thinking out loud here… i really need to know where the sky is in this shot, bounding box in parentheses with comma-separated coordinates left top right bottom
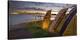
(9, 1, 75, 12)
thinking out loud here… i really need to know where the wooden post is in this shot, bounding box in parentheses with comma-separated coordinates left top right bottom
(42, 10, 51, 31)
(49, 8, 68, 32)
(59, 6, 77, 35)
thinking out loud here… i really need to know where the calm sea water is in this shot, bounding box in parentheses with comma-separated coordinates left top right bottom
(9, 14, 56, 25)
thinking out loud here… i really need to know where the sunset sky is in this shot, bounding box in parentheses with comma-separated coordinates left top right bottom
(9, 1, 75, 14)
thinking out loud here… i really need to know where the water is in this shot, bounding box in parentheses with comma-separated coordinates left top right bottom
(9, 14, 56, 25)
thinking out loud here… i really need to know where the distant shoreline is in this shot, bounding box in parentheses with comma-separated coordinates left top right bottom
(9, 13, 56, 15)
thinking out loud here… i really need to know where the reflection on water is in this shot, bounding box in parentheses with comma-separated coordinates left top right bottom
(9, 14, 56, 25)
